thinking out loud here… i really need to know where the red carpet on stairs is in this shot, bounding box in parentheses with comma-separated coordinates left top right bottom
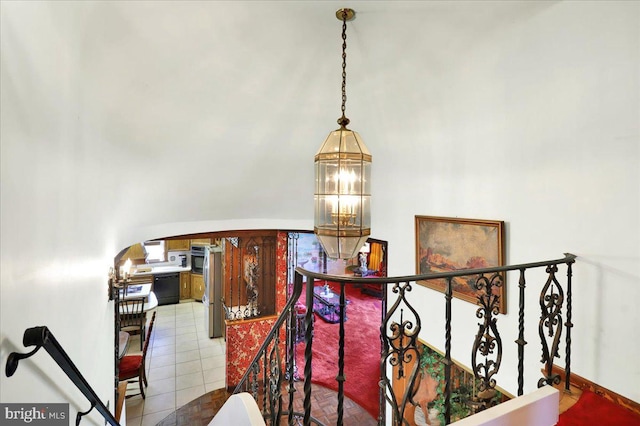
(295, 282, 382, 420)
(557, 390, 640, 426)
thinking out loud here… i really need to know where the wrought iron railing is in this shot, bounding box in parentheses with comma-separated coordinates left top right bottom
(6, 326, 120, 426)
(233, 253, 576, 426)
(224, 236, 277, 321)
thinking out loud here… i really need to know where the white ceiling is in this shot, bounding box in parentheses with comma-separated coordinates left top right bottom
(4, 0, 613, 248)
(35, 1, 554, 230)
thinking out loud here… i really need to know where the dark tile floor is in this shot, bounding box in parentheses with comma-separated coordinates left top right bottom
(156, 382, 377, 426)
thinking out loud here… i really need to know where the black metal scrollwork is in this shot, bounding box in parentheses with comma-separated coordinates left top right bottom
(380, 281, 421, 425)
(538, 265, 564, 387)
(231, 253, 575, 426)
(471, 273, 503, 403)
(249, 361, 260, 402)
(267, 336, 283, 424)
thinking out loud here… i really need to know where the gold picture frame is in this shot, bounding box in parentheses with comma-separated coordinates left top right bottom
(415, 215, 506, 314)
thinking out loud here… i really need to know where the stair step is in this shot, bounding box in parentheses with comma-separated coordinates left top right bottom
(115, 381, 127, 423)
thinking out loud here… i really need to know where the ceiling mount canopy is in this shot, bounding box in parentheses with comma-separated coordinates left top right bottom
(314, 8, 372, 260)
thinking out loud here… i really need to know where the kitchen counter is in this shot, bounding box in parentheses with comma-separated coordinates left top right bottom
(131, 265, 192, 277)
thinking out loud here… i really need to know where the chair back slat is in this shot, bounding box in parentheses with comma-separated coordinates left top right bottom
(119, 298, 145, 328)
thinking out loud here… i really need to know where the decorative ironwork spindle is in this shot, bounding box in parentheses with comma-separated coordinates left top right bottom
(262, 350, 268, 414)
(337, 283, 347, 425)
(287, 299, 297, 425)
(268, 335, 283, 423)
(378, 290, 387, 425)
(380, 281, 421, 424)
(444, 277, 453, 425)
(564, 261, 574, 393)
(287, 233, 300, 296)
(516, 268, 527, 396)
(284, 308, 293, 381)
(249, 362, 260, 401)
(471, 272, 504, 406)
(285, 233, 300, 386)
(228, 238, 236, 318)
(303, 273, 315, 425)
(538, 264, 564, 387)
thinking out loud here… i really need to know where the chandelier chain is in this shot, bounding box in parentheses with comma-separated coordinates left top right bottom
(338, 10, 350, 128)
(341, 12, 347, 117)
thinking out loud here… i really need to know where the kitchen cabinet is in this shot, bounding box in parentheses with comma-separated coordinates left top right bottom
(180, 272, 191, 300)
(191, 238, 211, 245)
(167, 239, 190, 251)
(123, 243, 145, 260)
(191, 274, 204, 301)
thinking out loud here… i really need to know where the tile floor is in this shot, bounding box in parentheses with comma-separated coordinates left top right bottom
(124, 300, 226, 426)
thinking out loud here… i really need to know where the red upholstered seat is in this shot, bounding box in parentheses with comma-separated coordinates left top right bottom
(118, 354, 143, 380)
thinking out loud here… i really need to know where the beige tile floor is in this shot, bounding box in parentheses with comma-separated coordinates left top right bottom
(123, 300, 226, 426)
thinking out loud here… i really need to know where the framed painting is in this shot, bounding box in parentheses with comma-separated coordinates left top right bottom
(415, 216, 506, 314)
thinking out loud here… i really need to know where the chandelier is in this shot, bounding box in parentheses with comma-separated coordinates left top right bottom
(314, 8, 371, 260)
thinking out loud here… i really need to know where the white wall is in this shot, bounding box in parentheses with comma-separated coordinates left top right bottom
(1, 1, 637, 419)
(1, 4, 119, 423)
(371, 0, 639, 402)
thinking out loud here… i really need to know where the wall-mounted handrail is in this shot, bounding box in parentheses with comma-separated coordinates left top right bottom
(5, 326, 119, 426)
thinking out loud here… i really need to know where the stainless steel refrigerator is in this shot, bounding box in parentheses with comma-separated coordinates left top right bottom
(203, 245, 224, 338)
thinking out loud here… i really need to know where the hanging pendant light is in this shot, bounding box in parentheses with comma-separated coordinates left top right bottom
(314, 8, 371, 260)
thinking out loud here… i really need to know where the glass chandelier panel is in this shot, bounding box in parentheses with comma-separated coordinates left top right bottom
(314, 127, 371, 260)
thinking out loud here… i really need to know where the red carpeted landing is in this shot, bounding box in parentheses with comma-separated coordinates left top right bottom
(557, 389, 640, 426)
(296, 282, 382, 420)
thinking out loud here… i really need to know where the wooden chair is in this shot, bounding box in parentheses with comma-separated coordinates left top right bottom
(119, 297, 146, 350)
(118, 311, 156, 399)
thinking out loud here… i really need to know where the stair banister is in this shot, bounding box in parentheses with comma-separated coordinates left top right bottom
(234, 252, 576, 426)
(5, 326, 119, 426)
